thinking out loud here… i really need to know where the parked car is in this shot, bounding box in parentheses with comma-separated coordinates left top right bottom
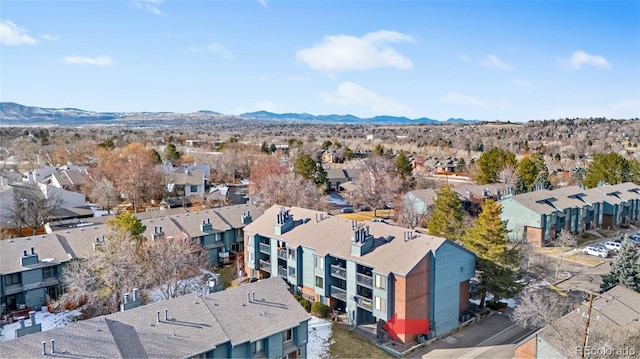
(371, 218, 387, 224)
(603, 241, 621, 252)
(340, 207, 355, 213)
(583, 246, 609, 258)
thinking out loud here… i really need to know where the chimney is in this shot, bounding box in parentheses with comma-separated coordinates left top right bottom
(30, 246, 35, 255)
(132, 288, 139, 302)
(124, 293, 130, 304)
(23, 249, 28, 257)
(156, 311, 161, 323)
(29, 311, 36, 326)
(247, 292, 251, 303)
(42, 341, 47, 356)
(251, 291, 256, 302)
(51, 339, 55, 354)
(164, 309, 168, 321)
(19, 317, 25, 328)
(207, 218, 210, 224)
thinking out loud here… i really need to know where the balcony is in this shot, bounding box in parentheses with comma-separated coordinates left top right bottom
(330, 285, 347, 302)
(355, 295, 373, 310)
(277, 248, 288, 260)
(259, 259, 271, 273)
(278, 266, 288, 277)
(356, 273, 373, 287)
(259, 243, 270, 254)
(330, 264, 347, 279)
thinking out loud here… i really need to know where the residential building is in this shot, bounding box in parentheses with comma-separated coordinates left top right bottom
(244, 205, 476, 344)
(326, 168, 361, 191)
(0, 204, 262, 312)
(501, 182, 640, 246)
(0, 277, 311, 359)
(514, 285, 640, 359)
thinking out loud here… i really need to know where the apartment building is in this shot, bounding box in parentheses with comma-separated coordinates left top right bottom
(0, 204, 261, 313)
(501, 182, 640, 246)
(0, 277, 311, 358)
(244, 205, 476, 344)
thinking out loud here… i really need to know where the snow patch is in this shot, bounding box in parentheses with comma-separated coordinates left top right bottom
(0, 309, 82, 342)
(307, 316, 333, 359)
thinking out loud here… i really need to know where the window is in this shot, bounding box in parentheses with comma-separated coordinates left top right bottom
(288, 248, 296, 260)
(190, 185, 198, 193)
(251, 340, 263, 354)
(375, 296, 386, 312)
(248, 253, 255, 264)
(248, 236, 254, 246)
(315, 276, 324, 289)
(283, 328, 293, 342)
(43, 266, 56, 278)
(6, 273, 20, 285)
(314, 256, 324, 270)
(288, 267, 296, 277)
(374, 274, 385, 290)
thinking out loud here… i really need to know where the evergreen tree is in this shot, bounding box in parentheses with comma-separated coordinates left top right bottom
(107, 211, 147, 253)
(394, 151, 413, 180)
(164, 143, 181, 162)
(601, 237, 640, 293)
(583, 152, 631, 188)
(463, 199, 521, 307)
(476, 147, 517, 184)
(427, 186, 464, 241)
(293, 154, 317, 181)
(462, 199, 510, 263)
(374, 144, 385, 156)
(532, 171, 553, 190)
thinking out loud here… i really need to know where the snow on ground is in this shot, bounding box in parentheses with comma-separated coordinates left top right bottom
(307, 316, 333, 359)
(0, 309, 82, 342)
(469, 293, 518, 308)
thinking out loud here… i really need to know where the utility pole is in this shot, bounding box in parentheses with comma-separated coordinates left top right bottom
(580, 292, 593, 359)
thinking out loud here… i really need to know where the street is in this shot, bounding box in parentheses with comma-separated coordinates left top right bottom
(409, 311, 537, 358)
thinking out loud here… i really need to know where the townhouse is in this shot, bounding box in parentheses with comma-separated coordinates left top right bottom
(514, 285, 640, 359)
(0, 277, 311, 359)
(501, 182, 640, 246)
(244, 205, 476, 344)
(1, 204, 262, 313)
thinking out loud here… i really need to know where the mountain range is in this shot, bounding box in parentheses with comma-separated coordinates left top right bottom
(0, 102, 478, 125)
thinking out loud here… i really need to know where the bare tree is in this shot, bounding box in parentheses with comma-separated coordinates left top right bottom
(553, 229, 577, 280)
(352, 156, 401, 216)
(9, 183, 63, 235)
(511, 289, 572, 343)
(144, 234, 211, 300)
(397, 194, 430, 229)
(498, 163, 518, 191)
(85, 170, 120, 212)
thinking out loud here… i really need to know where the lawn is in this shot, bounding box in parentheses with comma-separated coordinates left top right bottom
(216, 264, 238, 289)
(328, 323, 393, 359)
(337, 210, 395, 222)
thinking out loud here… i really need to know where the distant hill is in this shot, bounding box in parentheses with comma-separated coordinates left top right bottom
(0, 102, 477, 125)
(238, 111, 447, 124)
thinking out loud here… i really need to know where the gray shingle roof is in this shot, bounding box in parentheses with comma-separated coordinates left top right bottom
(245, 205, 453, 276)
(0, 277, 309, 358)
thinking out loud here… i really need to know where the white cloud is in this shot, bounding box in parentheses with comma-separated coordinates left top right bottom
(256, 100, 275, 112)
(569, 50, 610, 69)
(0, 20, 37, 45)
(63, 56, 114, 66)
(257, 0, 268, 9)
(42, 34, 60, 41)
(296, 30, 413, 72)
(321, 81, 411, 116)
(512, 78, 532, 88)
(460, 54, 471, 62)
(479, 54, 512, 69)
(440, 92, 489, 107)
(189, 43, 234, 60)
(129, 0, 164, 15)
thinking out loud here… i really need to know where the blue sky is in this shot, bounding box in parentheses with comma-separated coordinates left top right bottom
(1, 0, 638, 122)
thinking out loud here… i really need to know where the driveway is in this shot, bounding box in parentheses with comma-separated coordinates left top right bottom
(409, 311, 536, 358)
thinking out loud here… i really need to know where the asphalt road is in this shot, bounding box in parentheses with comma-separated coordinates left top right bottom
(409, 311, 537, 359)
